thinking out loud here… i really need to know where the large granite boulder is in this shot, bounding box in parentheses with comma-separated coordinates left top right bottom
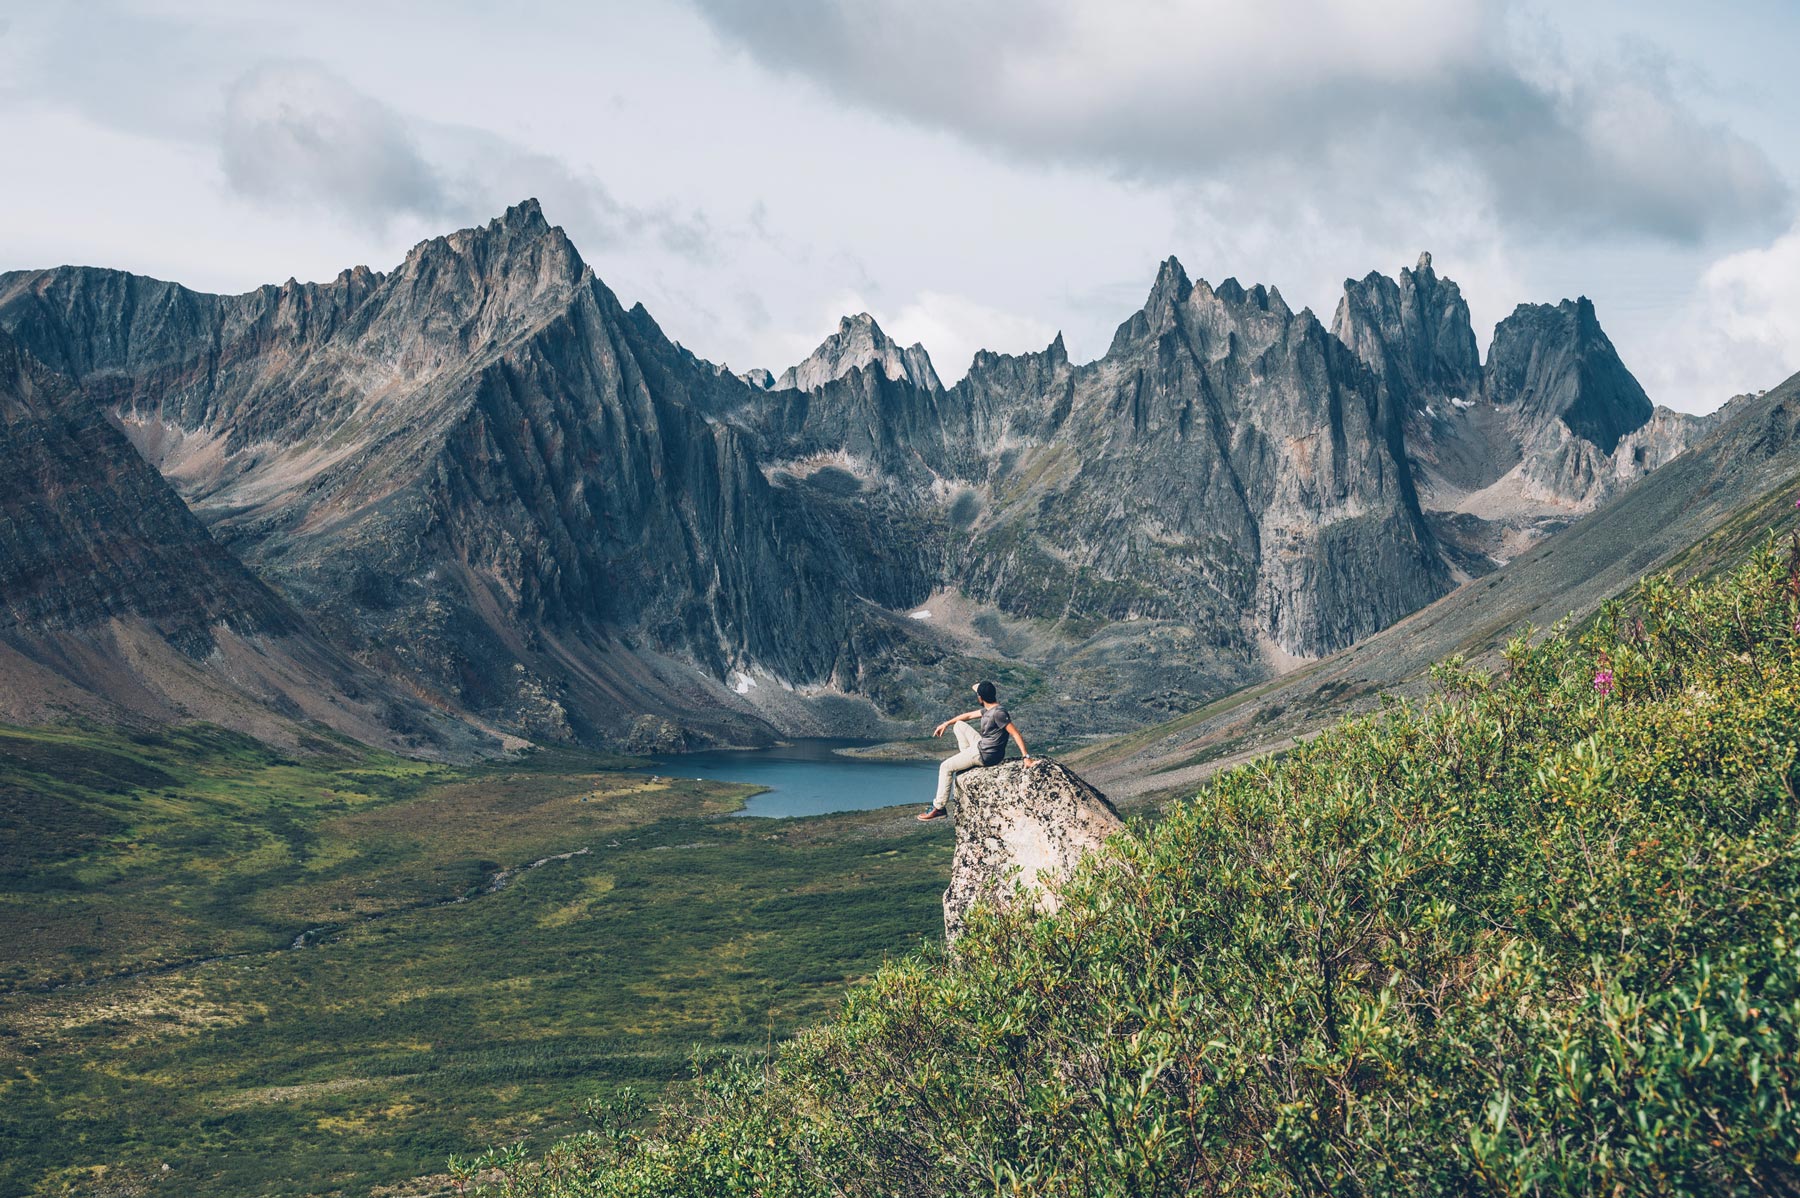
(943, 760, 1125, 943)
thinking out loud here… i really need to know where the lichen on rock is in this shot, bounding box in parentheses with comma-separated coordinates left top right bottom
(943, 760, 1124, 943)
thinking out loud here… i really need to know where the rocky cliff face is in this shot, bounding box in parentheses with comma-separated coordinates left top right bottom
(0, 329, 489, 755)
(1335, 261, 1710, 572)
(1333, 252, 1483, 410)
(774, 312, 942, 393)
(962, 258, 1447, 660)
(1486, 298, 1652, 455)
(0, 208, 1705, 751)
(942, 760, 1123, 943)
(0, 202, 911, 745)
(769, 258, 1454, 661)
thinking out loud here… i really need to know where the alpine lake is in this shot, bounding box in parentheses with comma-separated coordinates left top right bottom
(637, 738, 938, 818)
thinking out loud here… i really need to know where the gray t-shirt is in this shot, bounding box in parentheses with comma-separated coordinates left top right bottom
(977, 705, 1011, 766)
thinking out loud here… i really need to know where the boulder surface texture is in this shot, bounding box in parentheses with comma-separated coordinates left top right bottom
(944, 760, 1124, 942)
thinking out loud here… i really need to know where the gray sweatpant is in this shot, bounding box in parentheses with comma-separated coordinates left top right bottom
(933, 719, 983, 810)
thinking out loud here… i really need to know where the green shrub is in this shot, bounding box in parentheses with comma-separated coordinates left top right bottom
(483, 536, 1800, 1196)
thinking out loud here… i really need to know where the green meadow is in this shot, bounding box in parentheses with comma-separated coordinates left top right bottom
(0, 726, 950, 1197)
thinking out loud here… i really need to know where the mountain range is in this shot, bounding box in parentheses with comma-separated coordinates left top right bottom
(0, 201, 1718, 752)
(1075, 366, 1800, 799)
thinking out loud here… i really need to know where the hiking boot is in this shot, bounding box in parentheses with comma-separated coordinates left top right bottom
(916, 806, 947, 821)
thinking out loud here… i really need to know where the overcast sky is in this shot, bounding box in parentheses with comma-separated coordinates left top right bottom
(2, 0, 1795, 413)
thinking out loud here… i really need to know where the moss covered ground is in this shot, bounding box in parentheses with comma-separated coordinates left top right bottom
(492, 538, 1800, 1196)
(0, 731, 949, 1196)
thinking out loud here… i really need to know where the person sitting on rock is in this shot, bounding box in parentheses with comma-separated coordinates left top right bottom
(918, 679, 1036, 822)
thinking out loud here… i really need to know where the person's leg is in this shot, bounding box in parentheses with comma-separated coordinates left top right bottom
(932, 724, 982, 810)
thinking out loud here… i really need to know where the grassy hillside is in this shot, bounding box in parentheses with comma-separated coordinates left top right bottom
(0, 730, 949, 1196)
(499, 536, 1800, 1195)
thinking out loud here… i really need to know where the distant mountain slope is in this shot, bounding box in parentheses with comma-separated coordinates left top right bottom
(0, 330, 494, 756)
(1075, 368, 1800, 799)
(0, 207, 1718, 750)
(1334, 254, 1710, 574)
(774, 312, 941, 392)
(0, 202, 932, 747)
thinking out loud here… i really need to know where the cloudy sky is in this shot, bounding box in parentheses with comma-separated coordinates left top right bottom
(2, 0, 1795, 413)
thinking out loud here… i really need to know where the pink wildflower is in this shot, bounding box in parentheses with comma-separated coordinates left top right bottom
(1592, 668, 1615, 696)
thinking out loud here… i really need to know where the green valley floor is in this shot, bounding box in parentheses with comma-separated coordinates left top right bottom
(0, 728, 949, 1197)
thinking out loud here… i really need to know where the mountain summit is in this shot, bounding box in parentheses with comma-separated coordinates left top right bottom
(1333, 251, 1483, 409)
(1485, 296, 1654, 455)
(776, 312, 942, 392)
(1334, 255, 1708, 572)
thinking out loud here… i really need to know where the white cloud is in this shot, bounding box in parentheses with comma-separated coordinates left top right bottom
(883, 291, 1060, 382)
(218, 60, 716, 259)
(1640, 221, 1800, 411)
(1703, 224, 1800, 362)
(691, 0, 1790, 244)
(222, 61, 450, 228)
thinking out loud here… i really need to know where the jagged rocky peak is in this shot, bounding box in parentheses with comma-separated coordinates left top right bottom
(739, 367, 775, 390)
(1332, 250, 1483, 405)
(1109, 255, 1296, 355)
(395, 197, 588, 315)
(444, 196, 553, 249)
(1146, 254, 1193, 318)
(776, 311, 942, 393)
(966, 329, 1069, 379)
(1485, 296, 1653, 455)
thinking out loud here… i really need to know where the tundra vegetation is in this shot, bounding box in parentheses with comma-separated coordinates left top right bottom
(475, 538, 1800, 1196)
(0, 735, 948, 1196)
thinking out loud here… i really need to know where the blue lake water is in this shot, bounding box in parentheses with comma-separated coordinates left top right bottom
(639, 739, 939, 818)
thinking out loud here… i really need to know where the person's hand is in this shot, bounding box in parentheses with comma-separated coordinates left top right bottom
(933, 721, 948, 737)
(1022, 756, 1039, 767)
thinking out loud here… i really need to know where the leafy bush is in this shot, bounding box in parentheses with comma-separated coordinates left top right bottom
(486, 538, 1800, 1196)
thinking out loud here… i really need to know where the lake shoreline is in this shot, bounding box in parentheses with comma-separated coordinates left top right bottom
(634, 739, 938, 818)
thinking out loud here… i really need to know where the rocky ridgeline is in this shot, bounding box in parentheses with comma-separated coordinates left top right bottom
(773, 312, 941, 393)
(0, 202, 1714, 751)
(1334, 253, 1710, 570)
(942, 761, 1123, 943)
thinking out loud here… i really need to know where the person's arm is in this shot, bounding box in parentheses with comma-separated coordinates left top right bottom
(933, 709, 982, 737)
(1006, 722, 1037, 765)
